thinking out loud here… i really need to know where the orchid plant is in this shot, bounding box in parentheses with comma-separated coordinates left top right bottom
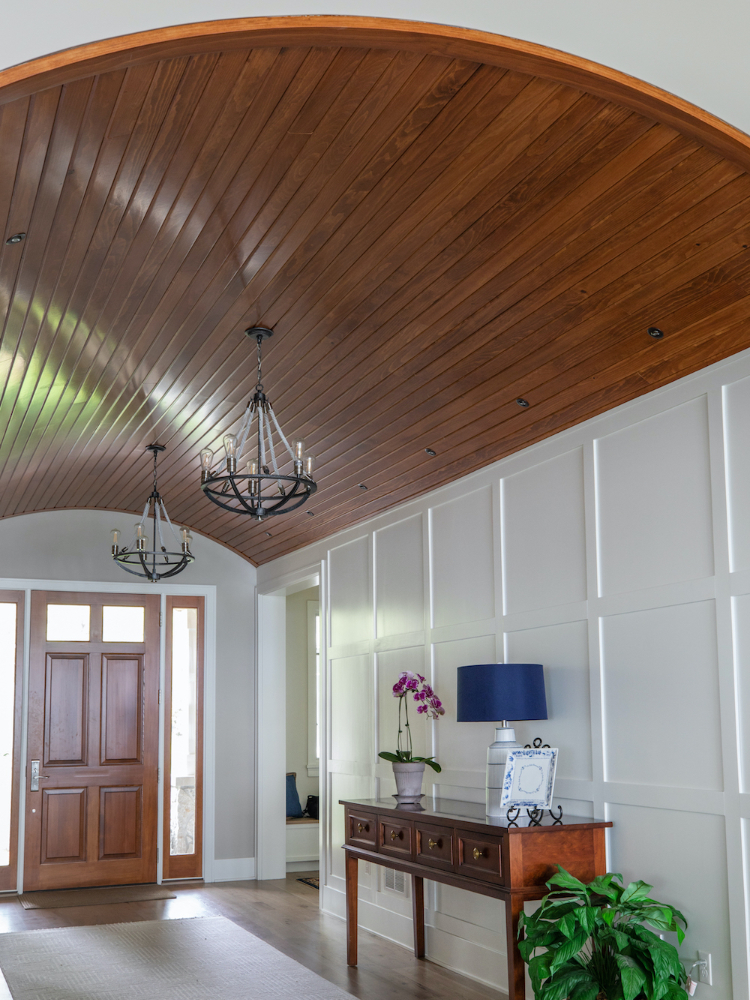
(378, 671, 445, 772)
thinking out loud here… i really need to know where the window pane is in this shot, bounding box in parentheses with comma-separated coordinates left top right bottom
(0, 603, 17, 867)
(46, 604, 90, 641)
(170, 608, 198, 856)
(102, 606, 145, 643)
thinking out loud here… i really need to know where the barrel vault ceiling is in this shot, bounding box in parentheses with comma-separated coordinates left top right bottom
(1, 21, 750, 565)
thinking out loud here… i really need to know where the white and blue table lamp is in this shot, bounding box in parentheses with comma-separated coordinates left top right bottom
(456, 663, 548, 817)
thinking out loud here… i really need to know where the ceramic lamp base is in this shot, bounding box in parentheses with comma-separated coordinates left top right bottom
(486, 724, 522, 817)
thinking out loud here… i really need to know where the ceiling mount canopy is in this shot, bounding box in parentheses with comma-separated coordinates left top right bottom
(199, 328, 317, 521)
(110, 444, 195, 582)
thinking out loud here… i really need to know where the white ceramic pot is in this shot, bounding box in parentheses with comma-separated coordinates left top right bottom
(392, 761, 426, 802)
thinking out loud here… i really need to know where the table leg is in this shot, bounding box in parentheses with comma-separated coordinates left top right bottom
(345, 851, 358, 966)
(412, 875, 425, 958)
(505, 894, 525, 1000)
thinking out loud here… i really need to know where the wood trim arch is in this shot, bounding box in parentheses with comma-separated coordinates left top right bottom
(0, 15, 748, 170)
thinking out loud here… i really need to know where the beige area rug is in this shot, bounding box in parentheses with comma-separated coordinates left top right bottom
(0, 916, 355, 999)
(18, 884, 176, 909)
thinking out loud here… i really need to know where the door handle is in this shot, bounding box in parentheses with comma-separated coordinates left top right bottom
(30, 761, 49, 792)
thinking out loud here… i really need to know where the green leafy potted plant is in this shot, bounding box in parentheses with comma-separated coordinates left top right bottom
(518, 866, 689, 1000)
(378, 671, 444, 802)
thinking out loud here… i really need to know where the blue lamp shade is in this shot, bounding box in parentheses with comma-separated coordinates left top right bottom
(456, 663, 547, 722)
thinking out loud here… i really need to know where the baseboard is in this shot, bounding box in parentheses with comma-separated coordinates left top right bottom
(321, 882, 509, 996)
(210, 857, 256, 882)
(286, 860, 320, 872)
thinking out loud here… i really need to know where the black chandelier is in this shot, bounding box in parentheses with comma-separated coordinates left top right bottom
(199, 327, 316, 519)
(111, 444, 195, 582)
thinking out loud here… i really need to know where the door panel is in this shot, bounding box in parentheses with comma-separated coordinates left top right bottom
(25, 591, 159, 890)
(101, 656, 142, 763)
(99, 788, 141, 858)
(41, 789, 86, 862)
(44, 655, 88, 765)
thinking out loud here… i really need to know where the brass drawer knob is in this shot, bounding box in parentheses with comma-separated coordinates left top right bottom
(390, 830, 398, 840)
(357, 823, 365, 833)
(428, 838, 439, 850)
(473, 847, 483, 860)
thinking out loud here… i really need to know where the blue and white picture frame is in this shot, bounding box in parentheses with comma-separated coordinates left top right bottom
(500, 747, 558, 809)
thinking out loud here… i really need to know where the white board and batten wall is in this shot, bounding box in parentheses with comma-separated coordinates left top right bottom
(258, 344, 750, 999)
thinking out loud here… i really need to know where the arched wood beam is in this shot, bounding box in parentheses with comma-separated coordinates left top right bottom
(0, 15, 748, 171)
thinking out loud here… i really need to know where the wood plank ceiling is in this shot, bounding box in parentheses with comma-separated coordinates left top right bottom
(1, 28, 750, 565)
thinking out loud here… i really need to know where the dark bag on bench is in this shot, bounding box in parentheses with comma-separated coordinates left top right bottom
(304, 795, 319, 820)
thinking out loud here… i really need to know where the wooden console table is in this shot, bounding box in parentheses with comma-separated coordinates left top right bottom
(341, 797, 611, 1000)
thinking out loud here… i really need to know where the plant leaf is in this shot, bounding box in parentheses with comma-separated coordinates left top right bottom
(547, 867, 587, 892)
(615, 953, 648, 1000)
(549, 930, 589, 973)
(377, 752, 401, 762)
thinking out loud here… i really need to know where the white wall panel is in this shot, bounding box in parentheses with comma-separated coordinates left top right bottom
(377, 647, 428, 759)
(731, 594, 750, 793)
(601, 601, 722, 790)
(433, 634, 497, 772)
(608, 803, 731, 999)
(375, 515, 424, 638)
(595, 397, 714, 596)
(724, 376, 750, 572)
(504, 620, 592, 781)
(329, 536, 371, 646)
(501, 449, 587, 614)
(330, 654, 371, 763)
(430, 487, 495, 628)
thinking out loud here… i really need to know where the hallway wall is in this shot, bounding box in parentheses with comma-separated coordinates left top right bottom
(260, 343, 750, 998)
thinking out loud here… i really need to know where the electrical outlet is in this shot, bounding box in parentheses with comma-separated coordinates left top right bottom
(698, 951, 712, 985)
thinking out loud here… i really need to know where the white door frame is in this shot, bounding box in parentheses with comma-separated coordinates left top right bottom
(255, 562, 323, 882)
(0, 577, 217, 893)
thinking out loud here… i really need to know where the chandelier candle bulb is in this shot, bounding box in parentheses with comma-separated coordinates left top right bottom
(223, 434, 238, 473)
(247, 460, 260, 497)
(304, 455, 314, 477)
(135, 522, 147, 550)
(199, 448, 213, 483)
(110, 528, 121, 554)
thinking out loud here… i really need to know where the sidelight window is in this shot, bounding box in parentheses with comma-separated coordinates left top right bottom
(163, 597, 204, 879)
(0, 603, 16, 868)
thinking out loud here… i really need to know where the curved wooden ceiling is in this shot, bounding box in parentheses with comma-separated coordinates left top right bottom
(1, 17, 750, 566)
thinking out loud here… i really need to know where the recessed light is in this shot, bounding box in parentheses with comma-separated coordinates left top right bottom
(5, 232, 25, 245)
(516, 398, 530, 408)
(265, 532, 272, 537)
(307, 511, 315, 516)
(425, 448, 437, 457)
(648, 327, 664, 339)
(358, 484, 368, 490)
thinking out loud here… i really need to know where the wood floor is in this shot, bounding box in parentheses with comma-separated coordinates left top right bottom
(0, 874, 501, 1000)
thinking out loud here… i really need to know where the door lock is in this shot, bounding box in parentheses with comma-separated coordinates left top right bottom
(30, 760, 49, 791)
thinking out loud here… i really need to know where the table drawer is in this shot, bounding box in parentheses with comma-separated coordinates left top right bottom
(457, 833, 504, 884)
(346, 810, 377, 848)
(415, 824, 454, 870)
(379, 818, 413, 859)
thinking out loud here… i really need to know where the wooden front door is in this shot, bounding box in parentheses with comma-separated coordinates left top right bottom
(24, 591, 160, 890)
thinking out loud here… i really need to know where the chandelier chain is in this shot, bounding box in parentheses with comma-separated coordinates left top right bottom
(256, 334, 264, 392)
